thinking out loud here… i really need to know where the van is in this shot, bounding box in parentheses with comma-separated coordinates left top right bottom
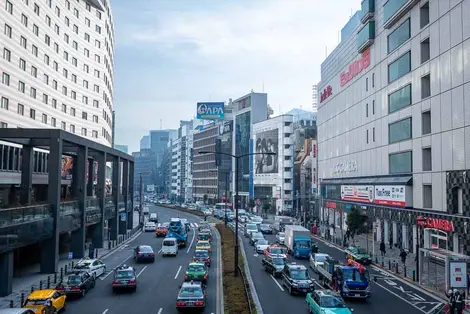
(149, 213, 158, 223)
(161, 238, 178, 256)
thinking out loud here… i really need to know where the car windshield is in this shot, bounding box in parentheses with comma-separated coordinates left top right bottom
(66, 275, 81, 285)
(257, 240, 268, 245)
(343, 268, 370, 282)
(195, 251, 209, 258)
(163, 240, 176, 246)
(278, 233, 285, 237)
(290, 269, 309, 280)
(272, 258, 285, 265)
(139, 246, 153, 253)
(270, 248, 284, 254)
(25, 299, 48, 306)
(116, 271, 134, 279)
(260, 224, 270, 228)
(75, 261, 91, 268)
(198, 242, 209, 246)
(188, 265, 205, 272)
(179, 286, 203, 298)
(357, 248, 367, 254)
(295, 241, 310, 248)
(320, 295, 347, 308)
(254, 234, 264, 239)
(247, 225, 257, 230)
(315, 255, 328, 262)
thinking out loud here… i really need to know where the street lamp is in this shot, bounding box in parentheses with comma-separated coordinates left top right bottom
(199, 149, 276, 277)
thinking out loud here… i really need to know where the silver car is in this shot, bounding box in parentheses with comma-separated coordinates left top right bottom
(276, 232, 285, 244)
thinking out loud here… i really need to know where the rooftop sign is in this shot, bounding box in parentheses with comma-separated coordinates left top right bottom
(340, 48, 370, 87)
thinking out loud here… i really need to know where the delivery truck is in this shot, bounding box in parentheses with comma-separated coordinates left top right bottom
(284, 225, 311, 259)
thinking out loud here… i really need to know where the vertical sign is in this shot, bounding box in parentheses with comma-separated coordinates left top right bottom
(311, 140, 317, 194)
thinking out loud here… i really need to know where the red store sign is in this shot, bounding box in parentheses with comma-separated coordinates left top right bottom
(320, 86, 332, 103)
(312, 144, 317, 158)
(340, 48, 371, 87)
(417, 216, 454, 232)
(326, 202, 337, 209)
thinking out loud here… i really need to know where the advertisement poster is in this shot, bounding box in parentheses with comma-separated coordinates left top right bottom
(196, 102, 224, 119)
(254, 129, 279, 174)
(311, 140, 317, 194)
(374, 186, 406, 207)
(61, 156, 73, 180)
(341, 185, 374, 203)
(450, 262, 468, 288)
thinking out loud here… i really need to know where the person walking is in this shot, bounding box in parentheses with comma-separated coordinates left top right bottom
(399, 249, 407, 266)
(455, 289, 464, 314)
(446, 289, 456, 314)
(380, 241, 386, 257)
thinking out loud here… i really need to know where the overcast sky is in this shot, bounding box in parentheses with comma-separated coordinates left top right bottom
(111, 0, 359, 153)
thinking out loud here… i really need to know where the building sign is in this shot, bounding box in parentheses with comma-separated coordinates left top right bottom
(375, 186, 406, 207)
(340, 48, 371, 87)
(417, 216, 454, 232)
(311, 140, 317, 194)
(341, 185, 374, 203)
(320, 86, 332, 103)
(333, 160, 357, 174)
(326, 201, 337, 209)
(146, 184, 155, 192)
(450, 262, 468, 288)
(219, 121, 232, 135)
(196, 102, 225, 119)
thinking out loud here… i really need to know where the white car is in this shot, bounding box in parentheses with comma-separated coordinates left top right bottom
(181, 204, 188, 208)
(255, 239, 270, 254)
(250, 216, 263, 225)
(276, 232, 285, 244)
(73, 258, 106, 278)
(310, 253, 330, 273)
(144, 222, 157, 232)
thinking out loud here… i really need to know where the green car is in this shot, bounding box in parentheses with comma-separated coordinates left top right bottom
(345, 245, 372, 265)
(306, 290, 352, 314)
(184, 262, 208, 283)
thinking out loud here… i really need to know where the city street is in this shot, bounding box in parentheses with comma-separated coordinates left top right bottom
(232, 222, 445, 314)
(64, 205, 221, 314)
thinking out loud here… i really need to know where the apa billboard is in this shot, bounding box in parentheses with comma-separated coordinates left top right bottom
(196, 102, 224, 119)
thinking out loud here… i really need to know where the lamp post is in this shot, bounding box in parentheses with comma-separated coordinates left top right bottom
(199, 149, 275, 277)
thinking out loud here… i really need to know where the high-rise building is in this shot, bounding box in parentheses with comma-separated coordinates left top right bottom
(140, 135, 150, 149)
(170, 121, 193, 201)
(149, 130, 170, 163)
(312, 85, 318, 112)
(0, 0, 115, 146)
(114, 144, 128, 154)
(133, 148, 157, 194)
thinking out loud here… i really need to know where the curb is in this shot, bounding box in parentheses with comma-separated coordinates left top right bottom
(212, 226, 225, 314)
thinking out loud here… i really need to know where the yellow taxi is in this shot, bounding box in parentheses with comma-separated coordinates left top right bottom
(22, 289, 66, 313)
(195, 240, 212, 253)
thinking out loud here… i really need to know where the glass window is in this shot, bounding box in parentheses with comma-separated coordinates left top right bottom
(389, 84, 411, 113)
(388, 19, 410, 53)
(388, 51, 411, 83)
(389, 151, 412, 174)
(389, 118, 412, 143)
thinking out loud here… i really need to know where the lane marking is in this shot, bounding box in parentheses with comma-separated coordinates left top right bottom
(136, 266, 147, 278)
(102, 310, 109, 314)
(186, 227, 196, 253)
(100, 255, 133, 280)
(427, 303, 443, 314)
(157, 308, 162, 314)
(158, 248, 162, 254)
(372, 280, 432, 313)
(269, 275, 284, 291)
(174, 265, 182, 279)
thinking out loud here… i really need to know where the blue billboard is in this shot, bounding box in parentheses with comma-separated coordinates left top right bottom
(197, 102, 224, 119)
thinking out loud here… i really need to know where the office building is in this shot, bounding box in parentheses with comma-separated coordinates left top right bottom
(114, 144, 128, 154)
(140, 135, 150, 149)
(149, 130, 170, 163)
(133, 148, 157, 194)
(170, 121, 192, 201)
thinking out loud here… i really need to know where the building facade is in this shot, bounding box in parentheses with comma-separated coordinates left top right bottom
(169, 121, 192, 201)
(317, 0, 470, 256)
(114, 144, 128, 154)
(149, 130, 169, 164)
(140, 135, 150, 150)
(133, 148, 157, 194)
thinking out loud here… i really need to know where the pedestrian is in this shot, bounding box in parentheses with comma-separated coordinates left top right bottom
(399, 249, 407, 265)
(380, 241, 386, 257)
(467, 272, 470, 295)
(446, 289, 456, 314)
(389, 234, 393, 250)
(345, 229, 350, 241)
(455, 289, 464, 314)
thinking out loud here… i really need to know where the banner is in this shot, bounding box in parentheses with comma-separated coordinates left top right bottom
(61, 156, 73, 180)
(341, 185, 374, 203)
(254, 129, 279, 174)
(311, 140, 317, 194)
(196, 102, 224, 119)
(374, 185, 406, 207)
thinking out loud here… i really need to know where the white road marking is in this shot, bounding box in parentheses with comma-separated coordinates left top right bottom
(427, 303, 444, 314)
(102, 309, 109, 314)
(136, 266, 147, 278)
(100, 255, 133, 280)
(174, 266, 182, 279)
(269, 275, 284, 291)
(157, 308, 162, 314)
(158, 248, 162, 254)
(186, 227, 196, 253)
(372, 280, 429, 313)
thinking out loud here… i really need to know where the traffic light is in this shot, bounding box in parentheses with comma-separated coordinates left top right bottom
(215, 139, 222, 166)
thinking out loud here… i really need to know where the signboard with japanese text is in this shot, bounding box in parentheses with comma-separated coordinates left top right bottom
(374, 185, 406, 207)
(450, 261, 467, 288)
(341, 185, 374, 203)
(311, 140, 317, 194)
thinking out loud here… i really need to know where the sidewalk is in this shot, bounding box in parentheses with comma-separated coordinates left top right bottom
(0, 211, 140, 309)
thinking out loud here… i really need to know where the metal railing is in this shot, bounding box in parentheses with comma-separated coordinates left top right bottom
(0, 204, 52, 228)
(238, 264, 255, 314)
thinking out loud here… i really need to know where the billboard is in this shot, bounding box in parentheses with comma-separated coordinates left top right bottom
(254, 129, 279, 174)
(196, 102, 224, 119)
(61, 156, 73, 180)
(147, 184, 155, 192)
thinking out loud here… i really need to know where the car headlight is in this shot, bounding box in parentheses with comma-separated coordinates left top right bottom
(342, 282, 349, 292)
(365, 285, 371, 292)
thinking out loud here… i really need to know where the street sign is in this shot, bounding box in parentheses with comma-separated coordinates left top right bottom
(120, 213, 127, 221)
(68, 252, 73, 260)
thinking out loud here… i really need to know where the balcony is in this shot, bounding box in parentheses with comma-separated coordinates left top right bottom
(283, 183, 293, 191)
(361, 0, 375, 24)
(85, 197, 101, 226)
(0, 204, 53, 254)
(357, 21, 375, 53)
(284, 171, 293, 179)
(59, 201, 81, 233)
(383, 0, 419, 29)
(283, 126, 293, 134)
(283, 159, 293, 168)
(284, 137, 293, 145)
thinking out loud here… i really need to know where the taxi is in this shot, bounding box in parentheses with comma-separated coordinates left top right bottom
(184, 262, 208, 283)
(306, 289, 352, 314)
(155, 224, 168, 237)
(195, 240, 212, 253)
(22, 289, 66, 313)
(264, 245, 287, 259)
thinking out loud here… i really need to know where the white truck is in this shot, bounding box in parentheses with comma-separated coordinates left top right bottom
(284, 225, 312, 259)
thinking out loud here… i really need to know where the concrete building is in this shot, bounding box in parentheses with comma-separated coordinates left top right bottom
(133, 148, 157, 194)
(140, 135, 150, 150)
(170, 121, 192, 201)
(317, 0, 470, 259)
(114, 144, 128, 154)
(149, 130, 169, 164)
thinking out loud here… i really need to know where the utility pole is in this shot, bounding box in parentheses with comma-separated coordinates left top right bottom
(225, 172, 229, 226)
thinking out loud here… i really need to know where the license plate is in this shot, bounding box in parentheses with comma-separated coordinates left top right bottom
(354, 294, 360, 297)
(65, 287, 70, 291)
(186, 302, 194, 306)
(122, 281, 128, 284)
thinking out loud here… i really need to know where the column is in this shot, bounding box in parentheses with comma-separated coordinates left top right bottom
(87, 159, 95, 197)
(127, 161, 134, 229)
(71, 156, 79, 198)
(70, 146, 87, 259)
(0, 252, 14, 297)
(109, 157, 120, 240)
(20, 145, 33, 205)
(40, 138, 62, 274)
(92, 152, 106, 249)
(121, 159, 129, 231)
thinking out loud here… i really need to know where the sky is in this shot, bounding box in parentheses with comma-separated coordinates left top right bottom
(111, 0, 359, 153)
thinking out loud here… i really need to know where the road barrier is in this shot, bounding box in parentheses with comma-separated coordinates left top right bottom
(238, 264, 255, 314)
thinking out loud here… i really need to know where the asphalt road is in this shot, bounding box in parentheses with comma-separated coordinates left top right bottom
(232, 222, 445, 314)
(65, 205, 221, 314)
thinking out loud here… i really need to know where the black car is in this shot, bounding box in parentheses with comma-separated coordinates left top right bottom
(192, 250, 211, 267)
(176, 281, 206, 312)
(281, 263, 315, 295)
(249, 232, 265, 245)
(262, 255, 286, 277)
(134, 245, 155, 263)
(56, 271, 95, 297)
(259, 224, 273, 234)
(112, 265, 137, 292)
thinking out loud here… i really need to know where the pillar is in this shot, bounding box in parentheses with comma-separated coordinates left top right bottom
(20, 145, 33, 205)
(40, 137, 62, 274)
(127, 161, 134, 229)
(122, 160, 129, 231)
(87, 159, 94, 197)
(92, 152, 106, 249)
(109, 157, 121, 240)
(0, 252, 13, 297)
(70, 146, 87, 259)
(71, 155, 79, 198)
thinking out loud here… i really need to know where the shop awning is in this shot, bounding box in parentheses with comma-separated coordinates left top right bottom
(322, 176, 412, 186)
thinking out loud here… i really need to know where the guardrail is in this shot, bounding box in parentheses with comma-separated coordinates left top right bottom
(238, 264, 255, 314)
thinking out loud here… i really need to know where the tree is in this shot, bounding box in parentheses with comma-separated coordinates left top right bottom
(346, 207, 366, 242)
(203, 194, 208, 204)
(262, 202, 271, 219)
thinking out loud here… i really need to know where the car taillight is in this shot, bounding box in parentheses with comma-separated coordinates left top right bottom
(203, 274, 207, 279)
(184, 275, 188, 280)
(128, 280, 136, 284)
(112, 281, 120, 285)
(205, 257, 210, 262)
(176, 302, 185, 306)
(137, 253, 142, 257)
(195, 301, 205, 306)
(71, 287, 80, 291)
(151, 253, 155, 256)
(56, 286, 64, 290)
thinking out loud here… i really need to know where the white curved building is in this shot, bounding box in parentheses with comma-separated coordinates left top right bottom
(0, 0, 114, 146)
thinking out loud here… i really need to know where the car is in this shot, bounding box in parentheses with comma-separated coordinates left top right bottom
(72, 258, 106, 279)
(149, 213, 159, 223)
(181, 204, 188, 208)
(281, 263, 315, 295)
(195, 240, 212, 253)
(259, 224, 273, 234)
(262, 255, 286, 277)
(192, 250, 211, 267)
(0, 309, 36, 314)
(184, 262, 208, 283)
(276, 232, 285, 244)
(134, 245, 155, 263)
(255, 239, 270, 254)
(112, 265, 137, 292)
(345, 245, 372, 265)
(264, 245, 287, 259)
(155, 224, 169, 237)
(55, 271, 95, 297)
(199, 227, 212, 235)
(309, 253, 330, 273)
(306, 290, 352, 314)
(144, 222, 157, 232)
(22, 289, 66, 313)
(249, 216, 263, 225)
(244, 223, 258, 237)
(249, 232, 265, 245)
(180, 218, 190, 232)
(197, 232, 212, 243)
(198, 221, 209, 231)
(176, 281, 206, 312)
